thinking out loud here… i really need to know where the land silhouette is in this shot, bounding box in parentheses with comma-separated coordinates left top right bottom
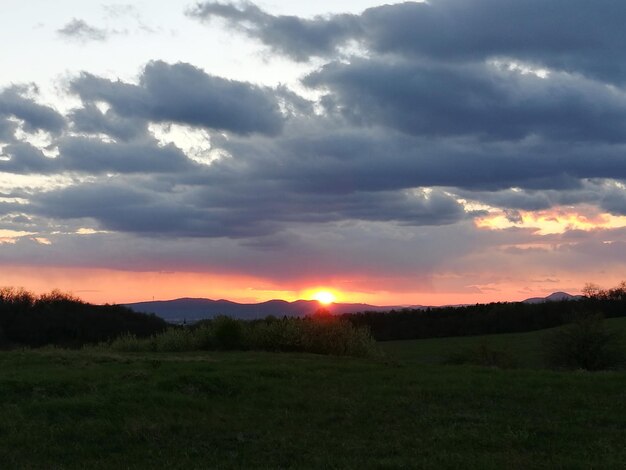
(0, 283, 624, 468)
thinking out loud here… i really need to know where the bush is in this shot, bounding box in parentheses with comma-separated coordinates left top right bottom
(106, 316, 381, 357)
(444, 343, 518, 369)
(247, 317, 380, 357)
(153, 328, 197, 352)
(108, 333, 152, 352)
(542, 313, 625, 371)
(213, 316, 244, 350)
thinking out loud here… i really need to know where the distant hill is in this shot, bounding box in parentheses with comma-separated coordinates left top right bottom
(125, 291, 582, 323)
(123, 298, 416, 323)
(522, 292, 583, 304)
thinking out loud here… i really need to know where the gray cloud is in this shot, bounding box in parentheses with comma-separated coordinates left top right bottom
(305, 59, 626, 142)
(599, 185, 626, 216)
(190, 1, 626, 83)
(69, 104, 149, 141)
(0, 86, 66, 135)
(56, 137, 196, 174)
(359, 0, 626, 84)
(0, 135, 195, 176)
(70, 61, 285, 135)
(188, 2, 360, 62)
(0, 118, 17, 142)
(57, 18, 109, 42)
(3, 1, 626, 295)
(0, 142, 57, 173)
(456, 181, 623, 212)
(200, 125, 626, 195)
(28, 173, 467, 241)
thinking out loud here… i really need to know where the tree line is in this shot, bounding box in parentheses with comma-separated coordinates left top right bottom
(0, 287, 167, 348)
(341, 282, 626, 342)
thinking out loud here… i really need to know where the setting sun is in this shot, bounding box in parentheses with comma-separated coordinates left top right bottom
(313, 291, 336, 305)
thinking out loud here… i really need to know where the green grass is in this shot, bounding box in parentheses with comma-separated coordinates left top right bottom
(0, 320, 624, 468)
(382, 316, 626, 369)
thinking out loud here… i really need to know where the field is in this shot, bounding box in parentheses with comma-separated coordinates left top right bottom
(1, 318, 625, 469)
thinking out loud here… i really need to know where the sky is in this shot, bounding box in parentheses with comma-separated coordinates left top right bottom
(2, 0, 626, 305)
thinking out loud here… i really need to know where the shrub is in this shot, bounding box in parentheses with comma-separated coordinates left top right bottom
(192, 324, 216, 350)
(542, 313, 625, 371)
(109, 333, 153, 352)
(153, 328, 197, 352)
(247, 318, 304, 352)
(247, 316, 381, 357)
(213, 316, 244, 350)
(106, 315, 381, 357)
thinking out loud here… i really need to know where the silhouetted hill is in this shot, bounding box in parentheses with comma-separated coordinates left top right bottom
(124, 298, 416, 322)
(522, 292, 583, 304)
(126, 291, 584, 322)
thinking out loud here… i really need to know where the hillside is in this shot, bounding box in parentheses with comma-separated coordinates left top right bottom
(124, 291, 581, 323)
(1, 323, 624, 468)
(522, 291, 584, 304)
(123, 298, 413, 322)
(382, 316, 626, 369)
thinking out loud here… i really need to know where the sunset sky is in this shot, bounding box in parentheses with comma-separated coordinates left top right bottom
(2, 0, 626, 305)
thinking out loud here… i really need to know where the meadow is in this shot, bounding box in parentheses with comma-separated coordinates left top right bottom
(1, 318, 625, 469)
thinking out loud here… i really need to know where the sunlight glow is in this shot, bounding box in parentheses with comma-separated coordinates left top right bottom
(313, 290, 336, 305)
(475, 206, 626, 235)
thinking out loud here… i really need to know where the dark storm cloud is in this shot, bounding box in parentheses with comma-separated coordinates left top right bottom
(69, 104, 149, 142)
(70, 61, 284, 135)
(5, 0, 626, 252)
(305, 59, 626, 142)
(456, 182, 622, 212)
(28, 174, 467, 240)
(358, 0, 626, 83)
(0, 86, 66, 135)
(0, 136, 193, 175)
(56, 137, 195, 174)
(599, 185, 626, 216)
(202, 127, 626, 194)
(187, 2, 360, 62)
(190, 1, 626, 82)
(31, 182, 188, 234)
(0, 143, 56, 174)
(57, 19, 109, 42)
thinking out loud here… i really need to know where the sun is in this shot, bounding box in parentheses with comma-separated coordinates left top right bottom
(313, 290, 336, 305)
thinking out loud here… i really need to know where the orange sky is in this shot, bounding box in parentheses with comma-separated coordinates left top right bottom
(1, 205, 625, 306)
(0, 263, 619, 307)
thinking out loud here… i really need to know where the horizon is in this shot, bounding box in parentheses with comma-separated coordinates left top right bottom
(3, 1, 626, 306)
(120, 289, 579, 308)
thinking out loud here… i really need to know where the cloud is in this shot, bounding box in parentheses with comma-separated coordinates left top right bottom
(27, 172, 467, 241)
(187, 2, 360, 62)
(0, 86, 66, 136)
(55, 137, 196, 174)
(190, 1, 626, 83)
(0, 118, 17, 142)
(4, 2, 626, 299)
(57, 18, 110, 42)
(70, 61, 285, 135)
(0, 143, 57, 174)
(68, 104, 149, 142)
(201, 123, 626, 195)
(305, 59, 626, 142)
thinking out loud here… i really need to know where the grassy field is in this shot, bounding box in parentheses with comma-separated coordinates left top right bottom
(0, 319, 625, 468)
(384, 316, 626, 368)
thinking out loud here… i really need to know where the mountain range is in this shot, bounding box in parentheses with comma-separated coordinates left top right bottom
(124, 292, 582, 323)
(520, 291, 583, 304)
(123, 298, 410, 323)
